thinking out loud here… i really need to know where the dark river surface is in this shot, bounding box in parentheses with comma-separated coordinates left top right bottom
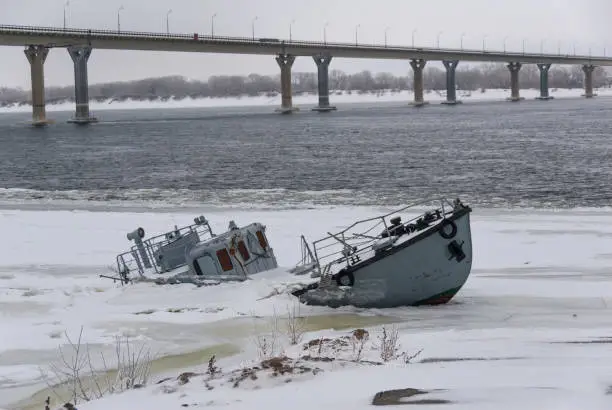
(1, 98, 611, 209)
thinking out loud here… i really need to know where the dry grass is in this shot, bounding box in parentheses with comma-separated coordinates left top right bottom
(207, 355, 220, 376)
(351, 329, 370, 362)
(228, 356, 323, 388)
(39, 326, 152, 406)
(376, 325, 401, 362)
(284, 301, 307, 345)
(252, 309, 281, 360)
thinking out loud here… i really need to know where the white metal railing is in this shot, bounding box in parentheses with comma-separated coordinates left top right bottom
(305, 198, 459, 278)
(114, 216, 214, 278)
(0, 24, 608, 61)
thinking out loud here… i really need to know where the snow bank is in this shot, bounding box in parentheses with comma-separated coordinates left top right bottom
(1, 87, 611, 113)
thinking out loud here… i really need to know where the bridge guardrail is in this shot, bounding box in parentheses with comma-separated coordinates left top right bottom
(0, 24, 604, 61)
(0, 24, 405, 48)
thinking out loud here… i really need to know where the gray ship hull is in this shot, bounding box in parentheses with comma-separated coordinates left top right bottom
(298, 207, 472, 308)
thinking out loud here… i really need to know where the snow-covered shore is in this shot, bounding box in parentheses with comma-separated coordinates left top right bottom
(1, 87, 610, 113)
(2, 205, 612, 409)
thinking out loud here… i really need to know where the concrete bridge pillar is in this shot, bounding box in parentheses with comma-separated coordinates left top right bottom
(275, 54, 298, 114)
(506, 62, 523, 102)
(582, 64, 596, 98)
(68, 46, 97, 124)
(441, 60, 461, 105)
(24, 45, 49, 126)
(536, 63, 553, 100)
(410, 59, 427, 107)
(312, 54, 337, 112)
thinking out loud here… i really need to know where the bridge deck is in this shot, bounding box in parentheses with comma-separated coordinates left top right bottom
(1, 25, 611, 65)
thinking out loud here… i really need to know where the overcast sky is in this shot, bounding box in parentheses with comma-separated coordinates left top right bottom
(0, 0, 610, 88)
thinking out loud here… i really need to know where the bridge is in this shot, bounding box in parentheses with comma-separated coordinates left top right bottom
(1, 24, 610, 125)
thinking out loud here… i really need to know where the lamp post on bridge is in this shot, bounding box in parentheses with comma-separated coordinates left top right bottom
(384, 26, 390, 47)
(522, 38, 526, 54)
(411, 29, 417, 48)
(436, 31, 443, 48)
(540, 39, 545, 55)
(211, 13, 217, 37)
(289, 19, 295, 41)
(63, 0, 70, 29)
(355, 24, 360, 46)
(251, 16, 258, 40)
(166, 9, 172, 34)
(117, 5, 124, 32)
(482, 35, 487, 52)
(323, 22, 329, 45)
(558, 40, 561, 56)
(460, 32, 466, 50)
(503, 36, 509, 53)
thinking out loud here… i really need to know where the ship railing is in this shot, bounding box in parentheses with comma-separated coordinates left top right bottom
(114, 218, 214, 277)
(308, 197, 458, 277)
(289, 235, 319, 276)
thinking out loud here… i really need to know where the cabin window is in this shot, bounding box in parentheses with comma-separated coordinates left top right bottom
(194, 255, 218, 276)
(256, 230, 268, 250)
(216, 249, 234, 272)
(237, 240, 250, 261)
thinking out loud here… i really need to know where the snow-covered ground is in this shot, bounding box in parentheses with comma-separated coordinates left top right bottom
(2, 205, 612, 409)
(0, 87, 610, 113)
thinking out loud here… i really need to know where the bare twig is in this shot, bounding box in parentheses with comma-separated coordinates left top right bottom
(86, 343, 105, 399)
(39, 328, 152, 407)
(351, 329, 370, 362)
(317, 336, 324, 357)
(252, 308, 281, 360)
(285, 301, 307, 345)
(376, 325, 401, 362)
(207, 355, 220, 377)
(401, 348, 424, 364)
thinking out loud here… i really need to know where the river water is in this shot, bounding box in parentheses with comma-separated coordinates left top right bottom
(1, 98, 611, 209)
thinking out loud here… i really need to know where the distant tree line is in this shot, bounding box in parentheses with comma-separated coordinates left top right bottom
(0, 63, 609, 105)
